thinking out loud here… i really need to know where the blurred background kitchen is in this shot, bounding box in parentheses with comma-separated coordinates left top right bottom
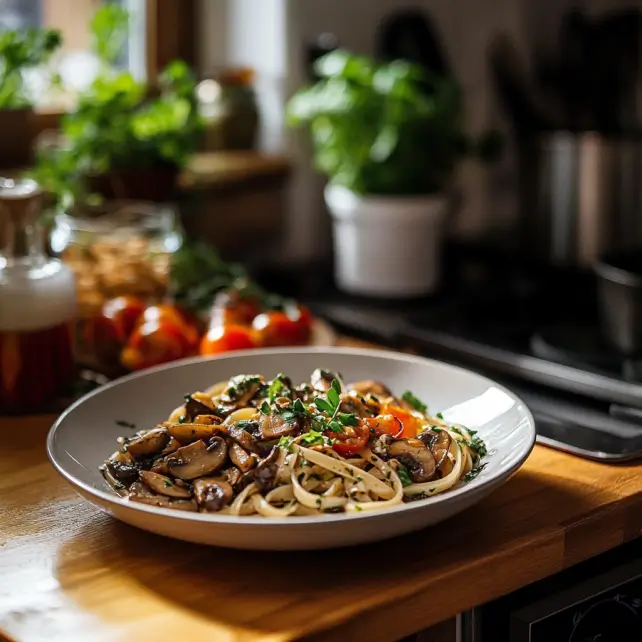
(5, 0, 642, 467)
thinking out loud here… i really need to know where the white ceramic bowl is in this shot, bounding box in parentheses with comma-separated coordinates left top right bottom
(47, 348, 536, 550)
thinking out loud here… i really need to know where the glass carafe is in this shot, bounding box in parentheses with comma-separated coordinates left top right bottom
(0, 178, 76, 412)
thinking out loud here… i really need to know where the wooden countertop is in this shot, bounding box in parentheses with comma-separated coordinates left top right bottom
(3, 340, 642, 642)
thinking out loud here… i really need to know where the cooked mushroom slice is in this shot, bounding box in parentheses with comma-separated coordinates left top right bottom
(227, 423, 257, 452)
(139, 470, 192, 498)
(129, 487, 197, 512)
(123, 427, 170, 459)
(417, 429, 452, 469)
(161, 436, 181, 455)
(193, 478, 233, 512)
(228, 441, 255, 473)
(259, 413, 298, 440)
(104, 459, 140, 486)
(388, 438, 437, 483)
(339, 392, 380, 418)
(167, 437, 228, 480)
(295, 382, 315, 402)
(183, 394, 218, 422)
(311, 368, 343, 393)
(167, 422, 222, 445)
(348, 380, 393, 399)
(238, 446, 279, 492)
(218, 466, 242, 486)
(220, 374, 263, 406)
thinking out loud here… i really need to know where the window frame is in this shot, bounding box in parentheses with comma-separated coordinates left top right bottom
(33, 0, 197, 135)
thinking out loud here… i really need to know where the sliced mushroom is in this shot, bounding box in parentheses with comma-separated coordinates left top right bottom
(167, 437, 228, 480)
(417, 429, 452, 469)
(123, 427, 170, 459)
(228, 441, 255, 473)
(388, 438, 437, 483)
(139, 470, 192, 498)
(311, 368, 342, 393)
(161, 436, 181, 455)
(104, 459, 140, 486)
(166, 422, 222, 445)
(238, 446, 279, 492)
(348, 380, 393, 399)
(259, 413, 298, 440)
(218, 466, 242, 486)
(227, 423, 257, 452)
(339, 392, 379, 418)
(370, 433, 396, 458)
(129, 491, 197, 512)
(193, 478, 233, 512)
(295, 382, 315, 402)
(183, 394, 218, 422)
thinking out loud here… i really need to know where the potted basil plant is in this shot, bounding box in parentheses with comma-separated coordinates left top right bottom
(0, 27, 61, 167)
(287, 50, 500, 297)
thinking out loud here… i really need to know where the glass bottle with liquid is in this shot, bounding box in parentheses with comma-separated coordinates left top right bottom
(0, 178, 76, 412)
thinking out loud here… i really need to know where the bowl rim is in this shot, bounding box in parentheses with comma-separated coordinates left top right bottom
(47, 346, 536, 527)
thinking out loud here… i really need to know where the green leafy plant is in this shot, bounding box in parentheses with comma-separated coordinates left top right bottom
(287, 50, 501, 196)
(0, 27, 62, 109)
(31, 4, 203, 208)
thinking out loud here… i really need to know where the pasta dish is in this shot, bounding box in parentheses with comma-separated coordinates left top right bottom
(101, 370, 488, 516)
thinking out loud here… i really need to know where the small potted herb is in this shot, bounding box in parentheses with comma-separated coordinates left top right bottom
(0, 27, 61, 166)
(32, 5, 203, 206)
(287, 50, 500, 297)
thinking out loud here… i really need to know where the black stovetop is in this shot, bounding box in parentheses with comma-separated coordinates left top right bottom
(256, 250, 642, 461)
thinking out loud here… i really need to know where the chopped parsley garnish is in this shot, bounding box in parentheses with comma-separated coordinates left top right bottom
(278, 435, 294, 451)
(463, 463, 487, 482)
(260, 400, 271, 414)
(354, 505, 363, 511)
(163, 479, 173, 487)
(402, 391, 427, 413)
(300, 430, 335, 447)
(470, 435, 488, 459)
(227, 374, 262, 401)
(436, 412, 444, 419)
(396, 465, 413, 487)
(115, 420, 136, 430)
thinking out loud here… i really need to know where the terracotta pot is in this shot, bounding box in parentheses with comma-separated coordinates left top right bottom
(87, 166, 180, 203)
(0, 108, 34, 168)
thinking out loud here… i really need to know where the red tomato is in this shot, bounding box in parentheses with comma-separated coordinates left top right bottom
(101, 295, 146, 341)
(139, 304, 200, 349)
(210, 290, 263, 327)
(366, 414, 404, 438)
(253, 311, 310, 347)
(383, 405, 421, 439)
(330, 421, 371, 457)
(81, 314, 121, 366)
(121, 319, 195, 371)
(200, 325, 258, 355)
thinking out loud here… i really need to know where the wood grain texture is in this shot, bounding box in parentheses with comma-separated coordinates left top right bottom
(2, 344, 642, 642)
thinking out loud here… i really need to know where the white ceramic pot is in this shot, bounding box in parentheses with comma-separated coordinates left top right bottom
(325, 184, 448, 298)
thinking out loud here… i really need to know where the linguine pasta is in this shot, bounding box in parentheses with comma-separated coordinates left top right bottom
(101, 370, 487, 516)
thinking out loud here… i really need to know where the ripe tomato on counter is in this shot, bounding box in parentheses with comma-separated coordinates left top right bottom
(252, 304, 313, 347)
(209, 290, 262, 328)
(121, 317, 197, 371)
(200, 325, 257, 355)
(101, 295, 146, 341)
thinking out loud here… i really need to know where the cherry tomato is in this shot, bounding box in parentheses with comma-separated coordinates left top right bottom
(253, 311, 310, 347)
(101, 295, 146, 341)
(329, 421, 371, 457)
(366, 414, 404, 438)
(81, 315, 121, 367)
(121, 319, 196, 371)
(383, 405, 421, 439)
(200, 324, 258, 355)
(139, 304, 200, 349)
(209, 290, 263, 327)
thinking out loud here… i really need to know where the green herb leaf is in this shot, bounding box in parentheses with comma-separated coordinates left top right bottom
(260, 401, 270, 414)
(314, 398, 333, 414)
(396, 465, 413, 487)
(338, 413, 358, 427)
(327, 387, 340, 408)
(300, 430, 327, 446)
(402, 391, 427, 413)
(327, 420, 344, 433)
(292, 398, 306, 414)
(278, 436, 294, 451)
(331, 379, 342, 394)
(436, 412, 444, 420)
(115, 420, 136, 430)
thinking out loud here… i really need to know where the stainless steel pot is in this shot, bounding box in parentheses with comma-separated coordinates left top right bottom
(520, 132, 642, 268)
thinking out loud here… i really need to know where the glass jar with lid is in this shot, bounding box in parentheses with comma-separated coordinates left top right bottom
(50, 201, 182, 371)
